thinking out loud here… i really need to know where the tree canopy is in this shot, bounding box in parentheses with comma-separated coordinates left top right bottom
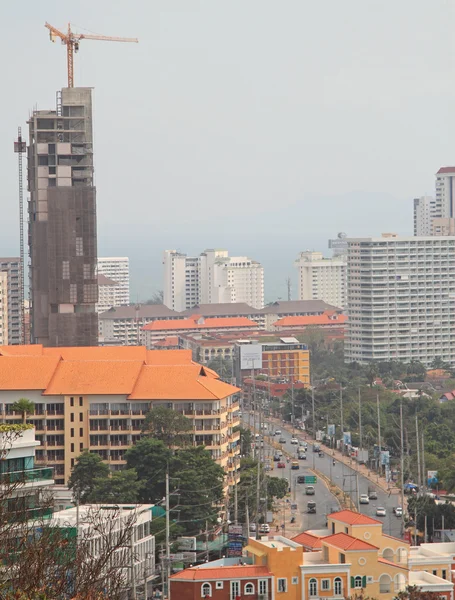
(68, 450, 110, 503)
(142, 405, 192, 447)
(11, 399, 35, 424)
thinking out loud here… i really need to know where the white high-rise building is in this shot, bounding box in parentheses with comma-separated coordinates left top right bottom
(0, 272, 8, 344)
(97, 257, 130, 308)
(345, 234, 455, 366)
(294, 251, 346, 308)
(413, 196, 436, 236)
(435, 167, 455, 219)
(163, 249, 264, 312)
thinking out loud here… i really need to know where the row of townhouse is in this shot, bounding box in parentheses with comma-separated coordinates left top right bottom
(171, 510, 454, 600)
(0, 345, 240, 488)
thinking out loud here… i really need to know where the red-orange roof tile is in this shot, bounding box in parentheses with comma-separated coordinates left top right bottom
(292, 531, 323, 549)
(44, 360, 144, 396)
(170, 565, 271, 581)
(323, 532, 378, 551)
(437, 166, 455, 174)
(0, 344, 44, 356)
(328, 510, 382, 526)
(143, 317, 257, 332)
(43, 346, 148, 361)
(145, 349, 193, 365)
(274, 312, 347, 328)
(0, 356, 61, 390)
(378, 558, 409, 570)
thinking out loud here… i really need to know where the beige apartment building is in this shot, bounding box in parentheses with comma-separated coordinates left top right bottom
(0, 345, 240, 488)
(0, 272, 8, 344)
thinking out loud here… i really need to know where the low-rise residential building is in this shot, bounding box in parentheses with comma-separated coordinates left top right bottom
(0, 345, 240, 488)
(51, 503, 155, 592)
(272, 311, 347, 340)
(172, 509, 454, 600)
(258, 300, 342, 330)
(98, 304, 183, 346)
(141, 316, 258, 347)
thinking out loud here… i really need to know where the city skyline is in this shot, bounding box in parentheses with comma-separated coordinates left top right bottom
(1, 1, 454, 302)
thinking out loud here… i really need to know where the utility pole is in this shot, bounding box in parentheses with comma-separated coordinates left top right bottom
(234, 463, 238, 525)
(130, 531, 137, 600)
(376, 392, 381, 473)
(340, 384, 344, 447)
(291, 377, 295, 435)
(358, 388, 363, 451)
(421, 430, 426, 493)
(400, 402, 405, 536)
(416, 414, 421, 490)
(165, 470, 171, 600)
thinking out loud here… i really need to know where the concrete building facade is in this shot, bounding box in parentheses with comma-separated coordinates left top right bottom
(163, 249, 264, 312)
(97, 257, 130, 306)
(27, 87, 98, 347)
(96, 274, 120, 314)
(295, 251, 347, 308)
(0, 345, 240, 489)
(345, 234, 455, 365)
(413, 196, 436, 236)
(0, 258, 21, 344)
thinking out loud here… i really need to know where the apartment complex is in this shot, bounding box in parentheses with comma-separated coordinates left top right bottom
(0, 272, 8, 344)
(97, 257, 130, 306)
(413, 196, 436, 236)
(0, 345, 240, 488)
(0, 258, 21, 344)
(345, 234, 455, 365)
(96, 274, 120, 313)
(172, 509, 454, 600)
(27, 87, 98, 347)
(163, 249, 264, 311)
(413, 168, 455, 236)
(295, 251, 347, 308)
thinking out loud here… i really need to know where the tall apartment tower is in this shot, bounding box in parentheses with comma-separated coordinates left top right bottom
(294, 251, 346, 308)
(345, 234, 455, 366)
(0, 258, 21, 344)
(27, 87, 98, 346)
(413, 196, 436, 236)
(163, 249, 264, 312)
(0, 272, 9, 344)
(97, 257, 130, 307)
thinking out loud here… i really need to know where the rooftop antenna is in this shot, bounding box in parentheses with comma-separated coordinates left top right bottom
(14, 128, 26, 344)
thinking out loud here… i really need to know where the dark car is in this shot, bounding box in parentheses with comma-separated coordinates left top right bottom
(273, 454, 281, 462)
(307, 501, 317, 514)
(297, 475, 306, 484)
(279, 437, 286, 444)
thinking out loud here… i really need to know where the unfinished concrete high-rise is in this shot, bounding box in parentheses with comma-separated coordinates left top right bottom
(27, 87, 98, 346)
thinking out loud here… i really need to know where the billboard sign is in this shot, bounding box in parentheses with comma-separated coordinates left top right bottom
(343, 432, 351, 446)
(380, 451, 390, 466)
(327, 424, 336, 436)
(240, 344, 263, 370)
(427, 470, 438, 486)
(177, 536, 196, 551)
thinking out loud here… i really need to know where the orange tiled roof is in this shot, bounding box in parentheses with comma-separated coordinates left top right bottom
(274, 312, 347, 328)
(0, 356, 61, 390)
(129, 365, 240, 400)
(292, 531, 323, 549)
(328, 510, 382, 526)
(143, 317, 258, 332)
(378, 558, 409, 570)
(0, 345, 43, 356)
(44, 360, 145, 396)
(43, 346, 149, 361)
(323, 532, 378, 551)
(170, 565, 271, 581)
(152, 336, 180, 348)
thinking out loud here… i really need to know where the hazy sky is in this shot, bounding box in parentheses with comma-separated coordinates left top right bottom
(1, 1, 454, 301)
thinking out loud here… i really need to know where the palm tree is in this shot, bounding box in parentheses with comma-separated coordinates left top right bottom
(11, 398, 35, 424)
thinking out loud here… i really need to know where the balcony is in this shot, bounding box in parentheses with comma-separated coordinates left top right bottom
(1, 467, 54, 486)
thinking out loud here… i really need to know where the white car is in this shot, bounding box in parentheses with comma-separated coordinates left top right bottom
(395, 507, 403, 517)
(359, 494, 370, 504)
(376, 507, 386, 517)
(275, 430, 282, 436)
(259, 524, 270, 534)
(291, 438, 298, 445)
(249, 523, 256, 532)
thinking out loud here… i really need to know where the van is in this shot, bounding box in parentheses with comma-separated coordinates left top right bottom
(307, 501, 317, 513)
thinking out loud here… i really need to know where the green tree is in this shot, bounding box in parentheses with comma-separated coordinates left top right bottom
(395, 585, 444, 600)
(68, 450, 110, 503)
(125, 437, 171, 503)
(87, 469, 143, 504)
(267, 476, 288, 499)
(144, 290, 163, 305)
(207, 356, 233, 380)
(11, 399, 35, 424)
(238, 427, 252, 457)
(142, 406, 192, 447)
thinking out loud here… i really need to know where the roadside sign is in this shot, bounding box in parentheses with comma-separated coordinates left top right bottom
(304, 476, 317, 484)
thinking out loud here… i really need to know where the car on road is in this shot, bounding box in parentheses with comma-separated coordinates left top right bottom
(305, 486, 316, 495)
(290, 437, 298, 445)
(297, 476, 306, 484)
(394, 507, 403, 517)
(249, 523, 256, 532)
(273, 454, 281, 461)
(368, 489, 378, 500)
(299, 440, 307, 448)
(376, 507, 386, 517)
(275, 430, 282, 436)
(277, 462, 286, 469)
(307, 501, 317, 514)
(291, 461, 299, 470)
(313, 444, 321, 453)
(359, 494, 370, 504)
(259, 524, 270, 534)
(298, 452, 307, 460)
(279, 437, 286, 444)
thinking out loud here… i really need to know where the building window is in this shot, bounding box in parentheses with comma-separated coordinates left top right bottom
(442, 570, 447, 580)
(201, 582, 212, 597)
(259, 580, 268, 595)
(432, 570, 437, 576)
(339, 553, 346, 564)
(76, 237, 83, 256)
(70, 413, 74, 422)
(292, 577, 298, 585)
(278, 578, 287, 593)
(309, 578, 318, 597)
(62, 261, 70, 280)
(79, 397, 83, 406)
(70, 428, 74, 437)
(321, 579, 330, 591)
(215, 581, 223, 589)
(70, 397, 74, 407)
(354, 576, 363, 589)
(379, 575, 391, 594)
(70, 443, 74, 452)
(79, 413, 83, 422)
(334, 577, 342, 596)
(244, 582, 255, 595)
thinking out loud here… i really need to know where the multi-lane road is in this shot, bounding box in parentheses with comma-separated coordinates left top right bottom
(246, 413, 403, 538)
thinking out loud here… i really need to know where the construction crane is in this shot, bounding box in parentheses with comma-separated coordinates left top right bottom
(45, 22, 138, 88)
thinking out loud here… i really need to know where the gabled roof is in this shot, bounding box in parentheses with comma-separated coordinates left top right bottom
(292, 531, 323, 549)
(328, 510, 382, 526)
(98, 304, 182, 320)
(274, 312, 348, 327)
(323, 532, 378, 551)
(143, 317, 257, 331)
(437, 167, 455, 175)
(43, 346, 149, 361)
(258, 300, 341, 314)
(182, 303, 259, 317)
(170, 565, 271, 581)
(0, 356, 60, 390)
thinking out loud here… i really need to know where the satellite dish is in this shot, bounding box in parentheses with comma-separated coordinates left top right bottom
(338, 232, 347, 239)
